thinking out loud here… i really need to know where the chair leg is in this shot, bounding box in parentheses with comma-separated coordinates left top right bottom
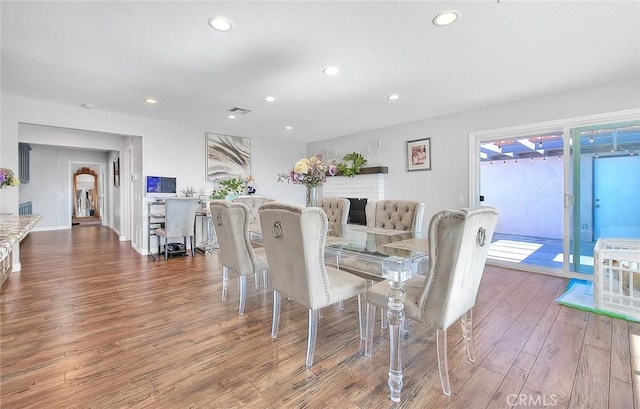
(164, 238, 168, 260)
(183, 237, 187, 256)
(365, 303, 376, 357)
(222, 265, 229, 300)
(271, 291, 281, 339)
(357, 293, 365, 340)
(381, 308, 388, 329)
(401, 318, 410, 334)
(306, 308, 319, 368)
(262, 269, 268, 289)
(338, 300, 344, 310)
(461, 310, 476, 362)
(238, 275, 247, 315)
(436, 328, 451, 396)
(254, 272, 260, 289)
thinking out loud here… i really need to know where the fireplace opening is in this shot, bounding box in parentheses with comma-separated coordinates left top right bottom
(347, 198, 367, 225)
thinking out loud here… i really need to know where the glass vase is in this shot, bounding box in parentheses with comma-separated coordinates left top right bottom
(306, 186, 318, 207)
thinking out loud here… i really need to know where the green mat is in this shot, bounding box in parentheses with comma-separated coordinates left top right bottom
(555, 278, 640, 322)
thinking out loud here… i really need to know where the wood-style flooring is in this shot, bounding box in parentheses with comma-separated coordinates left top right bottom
(71, 216, 102, 226)
(1, 226, 637, 408)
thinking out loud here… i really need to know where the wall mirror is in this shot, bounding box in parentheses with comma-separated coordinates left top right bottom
(73, 167, 99, 218)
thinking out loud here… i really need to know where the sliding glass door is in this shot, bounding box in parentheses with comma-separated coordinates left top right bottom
(566, 121, 640, 274)
(471, 110, 640, 278)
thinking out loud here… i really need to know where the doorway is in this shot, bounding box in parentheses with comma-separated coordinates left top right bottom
(478, 132, 565, 273)
(593, 156, 640, 238)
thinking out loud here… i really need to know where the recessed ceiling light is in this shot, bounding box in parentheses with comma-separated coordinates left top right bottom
(264, 96, 276, 102)
(323, 66, 340, 76)
(208, 16, 233, 32)
(388, 94, 400, 100)
(227, 114, 236, 119)
(81, 103, 95, 109)
(285, 126, 292, 130)
(144, 98, 157, 104)
(433, 10, 460, 26)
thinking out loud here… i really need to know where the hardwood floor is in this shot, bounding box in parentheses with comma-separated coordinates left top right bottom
(1, 227, 637, 408)
(71, 216, 102, 226)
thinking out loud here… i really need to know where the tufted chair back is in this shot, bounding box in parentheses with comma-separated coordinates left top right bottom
(259, 201, 368, 367)
(365, 200, 425, 233)
(233, 196, 273, 223)
(318, 197, 350, 225)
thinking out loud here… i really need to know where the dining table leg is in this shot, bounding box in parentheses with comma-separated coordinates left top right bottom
(387, 279, 406, 402)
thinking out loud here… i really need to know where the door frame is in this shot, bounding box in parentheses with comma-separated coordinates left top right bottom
(469, 108, 640, 278)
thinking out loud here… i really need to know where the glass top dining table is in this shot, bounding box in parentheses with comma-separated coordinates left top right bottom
(250, 221, 429, 402)
(322, 223, 428, 281)
(250, 222, 428, 275)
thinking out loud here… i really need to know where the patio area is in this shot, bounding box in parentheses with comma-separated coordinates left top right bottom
(489, 233, 595, 274)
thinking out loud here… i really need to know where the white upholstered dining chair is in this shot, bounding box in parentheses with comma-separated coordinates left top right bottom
(366, 200, 425, 233)
(258, 201, 368, 368)
(318, 197, 350, 225)
(155, 197, 200, 260)
(364, 206, 498, 396)
(209, 200, 269, 315)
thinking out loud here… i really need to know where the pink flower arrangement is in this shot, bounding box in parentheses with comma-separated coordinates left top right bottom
(0, 168, 20, 188)
(278, 153, 337, 188)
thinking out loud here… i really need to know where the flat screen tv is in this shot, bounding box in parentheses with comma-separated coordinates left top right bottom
(146, 176, 177, 198)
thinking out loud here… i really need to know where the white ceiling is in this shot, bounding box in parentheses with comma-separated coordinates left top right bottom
(2, 1, 639, 142)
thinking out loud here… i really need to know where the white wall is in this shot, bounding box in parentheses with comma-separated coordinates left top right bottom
(109, 151, 122, 236)
(308, 76, 640, 233)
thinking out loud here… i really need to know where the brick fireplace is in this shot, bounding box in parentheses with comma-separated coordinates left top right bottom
(320, 167, 387, 224)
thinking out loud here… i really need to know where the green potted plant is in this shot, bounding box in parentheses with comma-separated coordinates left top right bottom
(211, 177, 245, 199)
(336, 152, 367, 177)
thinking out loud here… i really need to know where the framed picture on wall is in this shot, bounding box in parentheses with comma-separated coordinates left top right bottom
(406, 138, 431, 171)
(206, 133, 251, 181)
(113, 158, 120, 187)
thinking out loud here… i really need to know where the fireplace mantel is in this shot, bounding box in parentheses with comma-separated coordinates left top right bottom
(335, 166, 388, 176)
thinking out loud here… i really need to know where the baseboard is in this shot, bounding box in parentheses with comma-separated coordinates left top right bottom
(32, 225, 71, 232)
